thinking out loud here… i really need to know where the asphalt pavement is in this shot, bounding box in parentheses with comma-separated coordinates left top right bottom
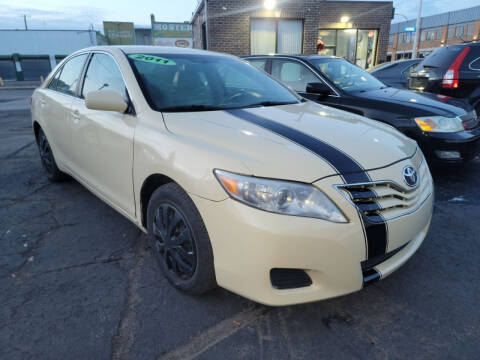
(1, 89, 479, 359)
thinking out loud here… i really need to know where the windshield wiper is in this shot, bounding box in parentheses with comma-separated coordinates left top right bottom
(243, 101, 298, 108)
(159, 104, 226, 112)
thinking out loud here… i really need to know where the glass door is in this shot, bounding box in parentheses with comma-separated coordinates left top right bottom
(317, 29, 379, 69)
(355, 30, 378, 69)
(336, 29, 357, 63)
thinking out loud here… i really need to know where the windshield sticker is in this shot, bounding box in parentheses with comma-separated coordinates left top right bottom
(128, 54, 176, 65)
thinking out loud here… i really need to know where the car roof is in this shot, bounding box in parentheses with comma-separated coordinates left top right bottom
(446, 41, 480, 49)
(76, 45, 235, 57)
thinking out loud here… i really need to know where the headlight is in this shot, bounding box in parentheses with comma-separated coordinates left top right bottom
(414, 116, 464, 133)
(214, 169, 348, 223)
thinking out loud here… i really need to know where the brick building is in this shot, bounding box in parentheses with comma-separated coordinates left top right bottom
(388, 5, 480, 61)
(192, 0, 394, 69)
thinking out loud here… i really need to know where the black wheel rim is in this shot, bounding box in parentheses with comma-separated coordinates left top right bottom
(152, 203, 197, 280)
(38, 132, 54, 174)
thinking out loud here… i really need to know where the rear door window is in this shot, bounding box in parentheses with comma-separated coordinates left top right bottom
(469, 57, 480, 71)
(56, 54, 88, 96)
(81, 53, 126, 99)
(401, 63, 418, 77)
(246, 58, 267, 71)
(271, 59, 319, 92)
(48, 69, 62, 90)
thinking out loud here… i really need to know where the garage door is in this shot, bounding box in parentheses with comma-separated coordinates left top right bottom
(0, 59, 17, 80)
(20, 58, 52, 80)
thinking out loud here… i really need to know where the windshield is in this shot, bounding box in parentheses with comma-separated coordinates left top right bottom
(309, 58, 386, 93)
(127, 53, 300, 111)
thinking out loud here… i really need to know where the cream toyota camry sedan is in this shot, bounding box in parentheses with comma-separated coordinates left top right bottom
(31, 46, 434, 306)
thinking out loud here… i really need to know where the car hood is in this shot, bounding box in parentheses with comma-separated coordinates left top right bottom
(162, 101, 417, 183)
(353, 87, 471, 116)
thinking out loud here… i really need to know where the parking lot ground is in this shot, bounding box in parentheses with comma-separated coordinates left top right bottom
(1, 89, 479, 359)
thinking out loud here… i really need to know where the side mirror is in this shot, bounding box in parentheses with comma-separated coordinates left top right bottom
(306, 82, 332, 96)
(85, 90, 128, 113)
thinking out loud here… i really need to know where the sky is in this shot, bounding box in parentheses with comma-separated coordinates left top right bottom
(0, 0, 477, 31)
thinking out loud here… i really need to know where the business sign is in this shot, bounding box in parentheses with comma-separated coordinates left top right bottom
(152, 21, 193, 48)
(103, 22, 135, 45)
(404, 26, 416, 33)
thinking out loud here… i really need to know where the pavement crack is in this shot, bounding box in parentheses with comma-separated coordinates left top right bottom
(0, 141, 34, 161)
(27, 257, 123, 276)
(158, 305, 267, 360)
(0, 183, 52, 208)
(110, 232, 146, 360)
(10, 222, 76, 277)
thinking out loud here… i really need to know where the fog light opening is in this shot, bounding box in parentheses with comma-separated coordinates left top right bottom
(435, 150, 462, 160)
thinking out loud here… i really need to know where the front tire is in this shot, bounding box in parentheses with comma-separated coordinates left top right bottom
(147, 183, 217, 294)
(36, 128, 69, 182)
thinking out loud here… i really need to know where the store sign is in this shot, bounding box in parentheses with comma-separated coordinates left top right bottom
(404, 26, 416, 33)
(152, 21, 193, 48)
(103, 22, 135, 45)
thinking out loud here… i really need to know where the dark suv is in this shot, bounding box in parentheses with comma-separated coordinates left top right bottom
(409, 42, 480, 113)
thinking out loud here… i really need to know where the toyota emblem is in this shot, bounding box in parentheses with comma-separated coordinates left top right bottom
(402, 166, 418, 187)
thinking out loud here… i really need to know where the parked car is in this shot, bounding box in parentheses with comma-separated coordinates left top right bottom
(243, 55, 480, 163)
(408, 42, 480, 113)
(368, 59, 421, 89)
(32, 46, 434, 306)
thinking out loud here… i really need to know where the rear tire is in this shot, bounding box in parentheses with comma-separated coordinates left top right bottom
(36, 128, 69, 182)
(146, 183, 217, 294)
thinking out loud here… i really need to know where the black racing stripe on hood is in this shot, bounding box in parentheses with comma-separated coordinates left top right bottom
(227, 108, 388, 259)
(226, 109, 369, 183)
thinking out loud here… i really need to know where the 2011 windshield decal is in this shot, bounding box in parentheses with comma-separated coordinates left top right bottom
(128, 54, 176, 65)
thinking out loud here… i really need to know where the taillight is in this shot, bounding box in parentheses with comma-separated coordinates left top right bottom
(442, 46, 471, 89)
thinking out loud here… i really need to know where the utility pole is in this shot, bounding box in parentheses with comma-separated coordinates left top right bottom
(395, 13, 409, 60)
(412, 0, 422, 59)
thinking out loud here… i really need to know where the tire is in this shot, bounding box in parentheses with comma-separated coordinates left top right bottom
(474, 101, 480, 116)
(36, 128, 69, 182)
(147, 183, 217, 294)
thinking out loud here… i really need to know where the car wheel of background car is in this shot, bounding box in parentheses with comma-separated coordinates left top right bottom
(36, 128, 69, 182)
(474, 101, 480, 116)
(147, 183, 217, 294)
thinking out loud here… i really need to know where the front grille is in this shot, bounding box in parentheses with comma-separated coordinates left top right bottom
(270, 268, 312, 290)
(460, 110, 479, 130)
(338, 161, 430, 222)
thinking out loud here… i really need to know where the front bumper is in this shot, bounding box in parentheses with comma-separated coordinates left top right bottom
(191, 157, 434, 306)
(414, 125, 480, 163)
